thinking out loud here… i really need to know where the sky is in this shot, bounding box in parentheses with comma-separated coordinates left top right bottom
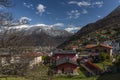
(1, 0, 120, 32)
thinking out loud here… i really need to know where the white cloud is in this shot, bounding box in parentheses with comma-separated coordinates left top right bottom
(97, 15, 101, 18)
(0, 5, 5, 10)
(11, 23, 64, 30)
(118, 0, 120, 3)
(34, 24, 48, 27)
(65, 25, 81, 32)
(82, 9, 88, 14)
(68, 1, 91, 7)
(19, 17, 32, 24)
(33, 23, 64, 28)
(23, 2, 33, 9)
(19, 17, 32, 21)
(68, 1, 104, 8)
(93, 1, 104, 8)
(67, 10, 80, 19)
(37, 4, 46, 15)
(52, 23, 64, 27)
(65, 27, 81, 32)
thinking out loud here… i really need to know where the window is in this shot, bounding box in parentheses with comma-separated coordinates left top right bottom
(70, 68, 73, 73)
(104, 49, 107, 53)
(95, 49, 99, 53)
(62, 67, 64, 73)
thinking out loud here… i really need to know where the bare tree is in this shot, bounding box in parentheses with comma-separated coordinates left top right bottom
(25, 63, 54, 80)
(0, 12, 13, 26)
(0, 1, 51, 80)
(0, 0, 14, 27)
(0, 0, 14, 7)
(0, 0, 14, 48)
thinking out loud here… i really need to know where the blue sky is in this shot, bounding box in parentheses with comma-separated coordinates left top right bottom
(1, 0, 120, 32)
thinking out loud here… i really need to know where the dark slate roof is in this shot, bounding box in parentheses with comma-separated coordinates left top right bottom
(52, 49, 77, 55)
(56, 57, 78, 66)
(0, 48, 10, 56)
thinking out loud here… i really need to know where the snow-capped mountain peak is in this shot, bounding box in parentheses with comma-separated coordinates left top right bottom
(6, 24, 72, 37)
(0, 24, 72, 47)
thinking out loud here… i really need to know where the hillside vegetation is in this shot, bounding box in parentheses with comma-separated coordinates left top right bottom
(58, 6, 120, 49)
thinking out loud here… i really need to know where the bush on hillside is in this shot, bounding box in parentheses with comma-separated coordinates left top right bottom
(100, 52, 107, 61)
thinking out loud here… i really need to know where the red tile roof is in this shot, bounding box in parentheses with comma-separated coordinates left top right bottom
(85, 44, 96, 48)
(99, 44, 113, 49)
(85, 44, 113, 49)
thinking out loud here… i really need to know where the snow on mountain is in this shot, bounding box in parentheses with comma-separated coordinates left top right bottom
(0, 24, 72, 47)
(7, 24, 72, 37)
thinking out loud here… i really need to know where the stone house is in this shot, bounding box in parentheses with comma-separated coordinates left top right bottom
(51, 49, 78, 75)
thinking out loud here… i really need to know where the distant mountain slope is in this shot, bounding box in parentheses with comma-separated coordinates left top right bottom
(58, 6, 120, 49)
(0, 24, 72, 47)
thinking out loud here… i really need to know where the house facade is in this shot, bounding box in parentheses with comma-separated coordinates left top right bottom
(104, 40, 120, 54)
(20, 52, 43, 68)
(51, 49, 78, 75)
(0, 54, 11, 66)
(0, 51, 43, 68)
(85, 44, 113, 57)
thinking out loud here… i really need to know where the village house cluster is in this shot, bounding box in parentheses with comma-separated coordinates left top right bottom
(0, 40, 120, 76)
(0, 49, 48, 68)
(49, 41, 120, 75)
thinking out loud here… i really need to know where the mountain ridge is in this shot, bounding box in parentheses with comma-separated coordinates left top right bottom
(58, 5, 120, 49)
(0, 24, 72, 47)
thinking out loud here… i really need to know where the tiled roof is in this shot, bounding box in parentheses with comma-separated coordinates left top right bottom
(85, 44, 113, 49)
(52, 49, 77, 55)
(85, 44, 96, 48)
(56, 57, 78, 66)
(99, 44, 113, 49)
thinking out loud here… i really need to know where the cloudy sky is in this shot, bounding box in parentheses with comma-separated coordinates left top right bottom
(1, 0, 120, 32)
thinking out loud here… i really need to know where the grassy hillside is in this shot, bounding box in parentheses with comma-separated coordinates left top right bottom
(58, 6, 120, 49)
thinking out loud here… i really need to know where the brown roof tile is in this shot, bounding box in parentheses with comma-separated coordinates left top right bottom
(85, 44, 113, 49)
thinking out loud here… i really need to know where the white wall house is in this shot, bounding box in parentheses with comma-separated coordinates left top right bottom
(104, 40, 120, 54)
(20, 52, 43, 68)
(0, 52, 43, 68)
(29, 55, 42, 68)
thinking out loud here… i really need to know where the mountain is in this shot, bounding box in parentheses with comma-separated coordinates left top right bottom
(0, 24, 72, 47)
(58, 6, 120, 49)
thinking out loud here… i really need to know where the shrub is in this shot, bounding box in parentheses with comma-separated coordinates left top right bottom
(106, 54, 110, 59)
(116, 55, 120, 63)
(76, 48, 82, 52)
(42, 56, 51, 65)
(100, 52, 107, 61)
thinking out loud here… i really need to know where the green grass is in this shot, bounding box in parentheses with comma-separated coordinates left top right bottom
(98, 73, 120, 80)
(95, 61, 112, 70)
(95, 63, 104, 69)
(54, 73, 120, 80)
(0, 77, 27, 80)
(0, 76, 97, 80)
(0, 62, 118, 80)
(54, 75, 98, 80)
(1, 74, 120, 80)
(78, 67, 86, 78)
